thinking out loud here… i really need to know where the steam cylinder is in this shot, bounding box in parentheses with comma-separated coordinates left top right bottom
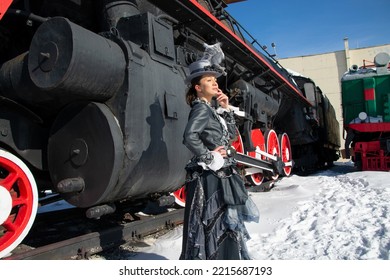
(0, 52, 44, 103)
(28, 17, 126, 100)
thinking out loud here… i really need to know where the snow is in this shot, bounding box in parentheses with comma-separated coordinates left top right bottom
(124, 161, 390, 260)
(4, 161, 390, 280)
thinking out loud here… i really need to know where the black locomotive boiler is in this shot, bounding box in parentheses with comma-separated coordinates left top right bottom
(0, 0, 340, 258)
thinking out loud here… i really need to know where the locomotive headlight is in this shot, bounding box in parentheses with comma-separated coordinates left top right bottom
(358, 111, 368, 122)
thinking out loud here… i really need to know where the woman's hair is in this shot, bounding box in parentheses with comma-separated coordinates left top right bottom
(185, 76, 203, 106)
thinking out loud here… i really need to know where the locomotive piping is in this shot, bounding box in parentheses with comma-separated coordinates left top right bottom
(6, 9, 48, 23)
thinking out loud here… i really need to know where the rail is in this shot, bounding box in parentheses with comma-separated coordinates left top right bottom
(5, 209, 184, 260)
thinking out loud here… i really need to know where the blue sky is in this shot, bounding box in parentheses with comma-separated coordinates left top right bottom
(225, 0, 390, 58)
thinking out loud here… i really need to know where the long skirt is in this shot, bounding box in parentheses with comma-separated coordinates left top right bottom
(179, 167, 259, 260)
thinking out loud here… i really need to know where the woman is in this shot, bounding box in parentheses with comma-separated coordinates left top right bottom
(180, 57, 259, 260)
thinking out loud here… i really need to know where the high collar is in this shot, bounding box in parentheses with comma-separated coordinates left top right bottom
(193, 97, 212, 107)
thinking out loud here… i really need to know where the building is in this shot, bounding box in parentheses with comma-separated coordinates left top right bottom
(278, 40, 390, 156)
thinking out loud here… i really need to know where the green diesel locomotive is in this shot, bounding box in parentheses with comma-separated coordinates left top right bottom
(342, 52, 390, 170)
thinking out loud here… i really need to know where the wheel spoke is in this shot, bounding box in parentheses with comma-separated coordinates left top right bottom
(279, 133, 292, 176)
(0, 172, 18, 191)
(12, 196, 28, 207)
(0, 150, 38, 258)
(231, 128, 244, 154)
(266, 130, 280, 180)
(246, 129, 265, 186)
(2, 219, 16, 232)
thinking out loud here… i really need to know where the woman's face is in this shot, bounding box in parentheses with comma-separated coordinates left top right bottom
(195, 75, 219, 101)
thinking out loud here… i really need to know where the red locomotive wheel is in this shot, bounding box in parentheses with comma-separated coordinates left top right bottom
(231, 129, 245, 168)
(279, 133, 292, 176)
(246, 129, 265, 186)
(172, 185, 186, 208)
(265, 129, 280, 180)
(0, 150, 38, 258)
(231, 131, 244, 154)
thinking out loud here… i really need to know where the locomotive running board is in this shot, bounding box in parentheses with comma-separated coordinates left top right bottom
(234, 152, 275, 173)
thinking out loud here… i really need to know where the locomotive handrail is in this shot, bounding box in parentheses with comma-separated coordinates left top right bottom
(6, 9, 48, 23)
(183, 0, 312, 106)
(205, 0, 278, 63)
(147, 0, 310, 105)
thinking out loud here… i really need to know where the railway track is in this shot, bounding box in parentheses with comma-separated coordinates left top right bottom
(4, 207, 184, 260)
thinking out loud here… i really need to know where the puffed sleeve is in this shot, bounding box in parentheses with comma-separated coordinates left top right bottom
(183, 103, 210, 157)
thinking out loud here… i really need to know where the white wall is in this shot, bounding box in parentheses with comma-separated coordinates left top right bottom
(278, 42, 390, 154)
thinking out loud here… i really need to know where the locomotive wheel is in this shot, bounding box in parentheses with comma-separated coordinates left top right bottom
(265, 129, 280, 180)
(231, 130, 244, 154)
(246, 129, 265, 186)
(172, 185, 186, 208)
(279, 133, 292, 176)
(0, 150, 38, 258)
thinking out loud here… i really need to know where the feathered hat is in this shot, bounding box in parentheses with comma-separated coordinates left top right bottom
(185, 42, 226, 84)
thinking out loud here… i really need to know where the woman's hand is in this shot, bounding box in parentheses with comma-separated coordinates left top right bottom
(216, 90, 229, 109)
(213, 146, 227, 158)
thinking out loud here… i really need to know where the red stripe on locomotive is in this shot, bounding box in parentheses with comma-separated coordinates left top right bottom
(0, 0, 13, 20)
(364, 88, 375, 100)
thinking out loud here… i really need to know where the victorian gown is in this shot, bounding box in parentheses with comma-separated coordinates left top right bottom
(180, 99, 259, 260)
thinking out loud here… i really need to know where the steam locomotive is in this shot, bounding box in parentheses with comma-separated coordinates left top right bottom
(0, 0, 340, 258)
(342, 52, 390, 170)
